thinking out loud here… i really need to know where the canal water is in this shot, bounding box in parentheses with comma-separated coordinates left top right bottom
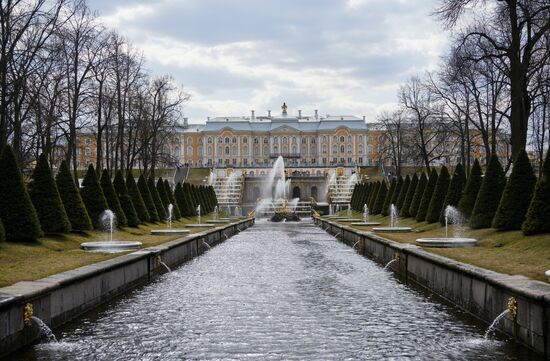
(17, 221, 541, 360)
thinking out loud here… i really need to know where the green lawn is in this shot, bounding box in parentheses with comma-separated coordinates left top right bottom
(325, 211, 550, 282)
(0, 213, 226, 287)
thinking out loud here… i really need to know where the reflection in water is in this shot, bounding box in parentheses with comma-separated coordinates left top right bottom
(18, 220, 540, 360)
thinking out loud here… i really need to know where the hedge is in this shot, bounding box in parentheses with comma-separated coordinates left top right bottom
(55, 160, 92, 231)
(416, 168, 438, 222)
(469, 155, 506, 229)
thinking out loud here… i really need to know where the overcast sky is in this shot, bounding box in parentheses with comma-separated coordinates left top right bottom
(89, 0, 449, 123)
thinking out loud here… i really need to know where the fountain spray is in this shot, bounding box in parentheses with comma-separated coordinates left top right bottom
(167, 204, 173, 229)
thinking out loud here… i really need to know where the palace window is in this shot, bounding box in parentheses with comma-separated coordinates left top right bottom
(274, 145, 279, 153)
(358, 157, 363, 164)
(292, 137, 297, 144)
(217, 137, 222, 143)
(332, 145, 337, 153)
(208, 137, 213, 144)
(263, 138, 268, 144)
(358, 135, 363, 142)
(348, 135, 352, 142)
(175, 147, 181, 157)
(282, 137, 288, 144)
(348, 144, 352, 153)
(198, 147, 203, 156)
(292, 146, 297, 154)
(311, 137, 316, 144)
(232, 146, 237, 155)
(232, 137, 237, 143)
(187, 146, 193, 156)
(322, 136, 327, 143)
(85, 147, 91, 156)
(358, 144, 363, 154)
(243, 137, 248, 144)
(188, 137, 193, 144)
(301, 138, 306, 144)
(225, 137, 230, 144)
(243, 145, 249, 155)
(333, 136, 337, 143)
(340, 145, 345, 153)
(340, 136, 345, 143)
(254, 137, 258, 144)
(273, 136, 278, 143)
(225, 146, 230, 155)
(207, 146, 212, 155)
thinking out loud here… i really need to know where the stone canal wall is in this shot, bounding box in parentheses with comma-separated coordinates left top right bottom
(314, 217, 550, 359)
(0, 218, 255, 358)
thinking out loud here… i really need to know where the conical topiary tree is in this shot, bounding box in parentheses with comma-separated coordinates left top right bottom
(0, 146, 43, 242)
(156, 178, 170, 213)
(100, 169, 127, 227)
(408, 172, 427, 219)
(55, 160, 92, 231)
(351, 184, 359, 211)
(493, 150, 536, 231)
(127, 173, 149, 223)
(469, 155, 506, 229)
(395, 175, 410, 212)
(416, 169, 438, 222)
(372, 181, 388, 215)
(80, 164, 109, 229)
(0, 218, 5, 242)
(29, 153, 71, 234)
(185, 183, 198, 215)
(113, 170, 140, 227)
(522, 149, 550, 235)
(426, 166, 450, 223)
(440, 164, 466, 225)
(458, 159, 482, 219)
(391, 176, 404, 206)
(148, 176, 167, 221)
(164, 180, 182, 219)
(401, 173, 418, 218)
(175, 182, 190, 217)
(382, 178, 396, 216)
(138, 174, 159, 222)
(367, 181, 380, 212)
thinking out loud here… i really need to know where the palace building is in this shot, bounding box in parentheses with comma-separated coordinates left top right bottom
(174, 104, 382, 170)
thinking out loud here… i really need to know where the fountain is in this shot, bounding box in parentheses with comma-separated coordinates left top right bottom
(373, 204, 412, 233)
(416, 206, 477, 247)
(151, 204, 191, 235)
(351, 204, 381, 226)
(81, 210, 142, 252)
(484, 297, 517, 339)
(270, 198, 301, 222)
(23, 303, 57, 343)
(155, 255, 172, 273)
(383, 259, 397, 271)
(207, 205, 230, 224)
(187, 204, 214, 228)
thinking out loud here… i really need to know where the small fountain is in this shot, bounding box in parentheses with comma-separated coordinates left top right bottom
(24, 303, 57, 343)
(156, 255, 172, 273)
(151, 204, 191, 235)
(270, 198, 300, 222)
(351, 204, 381, 226)
(81, 210, 142, 252)
(373, 204, 412, 233)
(416, 206, 477, 247)
(187, 204, 215, 228)
(207, 205, 230, 224)
(338, 203, 361, 222)
(484, 297, 517, 339)
(383, 259, 397, 271)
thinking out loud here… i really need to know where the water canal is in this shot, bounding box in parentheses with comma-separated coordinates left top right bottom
(16, 221, 541, 360)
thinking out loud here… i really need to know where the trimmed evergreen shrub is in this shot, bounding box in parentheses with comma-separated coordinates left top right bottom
(391, 177, 404, 205)
(492, 150, 536, 230)
(372, 181, 388, 215)
(426, 166, 450, 223)
(408, 172, 427, 218)
(368, 181, 380, 212)
(127, 173, 150, 223)
(401, 173, 418, 218)
(156, 178, 170, 213)
(175, 183, 191, 217)
(350, 184, 359, 211)
(469, 155, 506, 229)
(113, 170, 140, 227)
(522, 149, 550, 235)
(148, 176, 167, 221)
(80, 164, 109, 229)
(0, 218, 5, 241)
(55, 160, 92, 231)
(0, 146, 43, 241)
(440, 164, 466, 224)
(210, 185, 218, 207)
(138, 174, 159, 222)
(416, 169, 437, 222)
(382, 178, 396, 216)
(186, 183, 198, 215)
(28, 153, 71, 234)
(100, 169, 127, 227)
(164, 179, 182, 219)
(458, 159, 483, 219)
(395, 175, 410, 211)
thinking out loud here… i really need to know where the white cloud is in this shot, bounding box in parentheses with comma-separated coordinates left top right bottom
(88, 0, 450, 122)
